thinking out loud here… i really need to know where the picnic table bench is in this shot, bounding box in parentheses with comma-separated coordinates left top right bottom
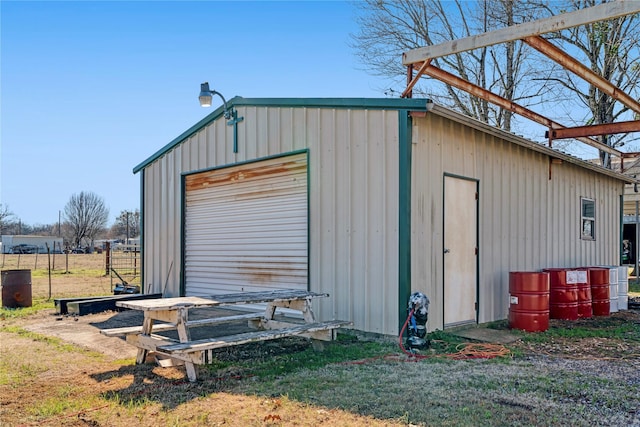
(100, 289, 351, 382)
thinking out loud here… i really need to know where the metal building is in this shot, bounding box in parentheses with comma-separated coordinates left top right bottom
(134, 98, 631, 336)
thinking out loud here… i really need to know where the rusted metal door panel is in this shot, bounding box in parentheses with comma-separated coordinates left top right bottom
(184, 153, 308, 296)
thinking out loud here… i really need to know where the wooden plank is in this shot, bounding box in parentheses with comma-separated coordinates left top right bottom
(204, 290, 329, 305)
(56, 293, 162, 314)
(116, 290, 327, 312)
(66, 293, 163, 316)
(100, 312, 265, 337)
(55, 296, 112, 314)
(186, 312, 263, 327)
(257, 319, 338, 341)
(126, 333, 177, 352)
(116, 296, 222, 311)
(100, 323, 176, 337)
(158, 320, 352, 353)
(402, 0, 640, 65)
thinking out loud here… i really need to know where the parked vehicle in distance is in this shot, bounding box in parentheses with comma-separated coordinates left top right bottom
(64, 247, 86, 254)
(11, 244, 38, 254)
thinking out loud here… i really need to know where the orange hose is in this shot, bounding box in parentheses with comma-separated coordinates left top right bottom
(398, 310, 510, 360)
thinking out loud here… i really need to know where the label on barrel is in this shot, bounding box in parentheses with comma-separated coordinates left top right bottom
(509, 295, 518, 305)
(576, 270, 587, 283)
(566, 271, 578, 284)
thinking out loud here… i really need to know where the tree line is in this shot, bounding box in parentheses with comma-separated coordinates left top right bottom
(0, 192, 140, 250)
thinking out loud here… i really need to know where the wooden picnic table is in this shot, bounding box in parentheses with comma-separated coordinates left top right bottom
(101, 289, 350, 382)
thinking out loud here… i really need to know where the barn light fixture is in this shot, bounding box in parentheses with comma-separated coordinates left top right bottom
(199, 82, 233, 116)
(198, 82, 244, 153)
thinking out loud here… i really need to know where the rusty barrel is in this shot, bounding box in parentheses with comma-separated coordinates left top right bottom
(588, 267, 610, 316)
(1, 269, 32, 308)
(508, 272, 550, 332)
(573, 269, 592, 319)
(543, 268, 578, 320)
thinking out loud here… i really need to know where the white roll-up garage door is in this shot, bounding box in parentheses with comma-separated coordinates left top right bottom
(184, 153, 308, 296)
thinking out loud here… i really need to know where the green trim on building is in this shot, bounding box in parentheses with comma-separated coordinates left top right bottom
(139, 171, 145, 294)
(305, 150, 311, 292)
(179, 149, 311, 296)
(398, 110, 412, 334)
(620, 194, 624, 265)
(180, 173, 187, 296)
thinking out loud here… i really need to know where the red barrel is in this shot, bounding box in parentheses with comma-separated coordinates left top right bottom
(588, 268, 610, 316)
(509, 272, 550, 332)
(1, 269, 32, 308)
(574, 269, 592, 318)
(543, 268, 578, 320)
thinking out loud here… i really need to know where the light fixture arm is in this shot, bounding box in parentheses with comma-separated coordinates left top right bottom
(211, 90, 229, 119)
(198, 82, 244, 153)
(199, 82, 234, 119)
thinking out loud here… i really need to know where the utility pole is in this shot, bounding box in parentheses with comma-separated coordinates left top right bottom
(126, 211, 130, 245)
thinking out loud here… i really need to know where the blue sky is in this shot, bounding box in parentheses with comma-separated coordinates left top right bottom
(1, 0, 390, 226)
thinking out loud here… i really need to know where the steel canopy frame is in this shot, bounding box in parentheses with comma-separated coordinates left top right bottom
(401, 0, 640, 161)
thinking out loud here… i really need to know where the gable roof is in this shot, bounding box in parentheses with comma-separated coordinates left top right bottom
(133, 97, 635, 184)
(132, 97, 429, 173)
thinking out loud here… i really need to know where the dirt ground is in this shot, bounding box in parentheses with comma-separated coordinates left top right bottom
(3, 304, 639, 427)
(1, 256, 639, 426)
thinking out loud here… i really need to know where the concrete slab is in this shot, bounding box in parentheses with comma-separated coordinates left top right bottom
(21, 306, 265, 361)
(450, 327, 521, 344)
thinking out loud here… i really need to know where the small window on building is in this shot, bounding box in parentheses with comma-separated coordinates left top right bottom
(581, 198, 595, 240)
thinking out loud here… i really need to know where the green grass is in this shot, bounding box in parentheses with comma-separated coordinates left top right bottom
(29, 268, 106, 278)
(201, 329, 505, 381)
(0, 326, 104, 355)
(203, 334, 396, 379)
(520, 318, 640, 343)
(0, 299, 54, 319)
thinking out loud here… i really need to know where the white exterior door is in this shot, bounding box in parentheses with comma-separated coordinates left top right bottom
(184, 153, 308, 296)
(443, 175, 478, 327)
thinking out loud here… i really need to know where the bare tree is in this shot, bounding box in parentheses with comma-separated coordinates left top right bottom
(0, 204, 13, 235)
(351, 0, 547, 131)
(63, 191, 109, 248)
(110, 209, 140, 242)
(352, 0, 640, 165)
(543, 0, 640, 167)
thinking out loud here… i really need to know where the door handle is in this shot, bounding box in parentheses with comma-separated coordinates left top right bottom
(444, 248, 450, 254)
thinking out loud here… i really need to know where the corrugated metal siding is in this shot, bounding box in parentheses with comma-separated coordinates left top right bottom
(141, 107, 400, 335)
(411, 114, 623, 330)
(184, 153, 308, 295)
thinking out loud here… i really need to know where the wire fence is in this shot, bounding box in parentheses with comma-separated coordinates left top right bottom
(107, 244, 141, 292)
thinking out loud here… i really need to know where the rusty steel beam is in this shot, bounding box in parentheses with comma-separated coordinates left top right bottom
(546, 120, 640, 139)
(524, 36, 640, 115)
(422, 64, 623, 157)
(405, 64, 414, 98)
(401, 59, 431, 99)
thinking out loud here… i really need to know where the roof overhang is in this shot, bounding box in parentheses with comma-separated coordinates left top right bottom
(422, 103, 637, 184)
(132, 97, 430, 174)
(133, 95, 636, 185)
